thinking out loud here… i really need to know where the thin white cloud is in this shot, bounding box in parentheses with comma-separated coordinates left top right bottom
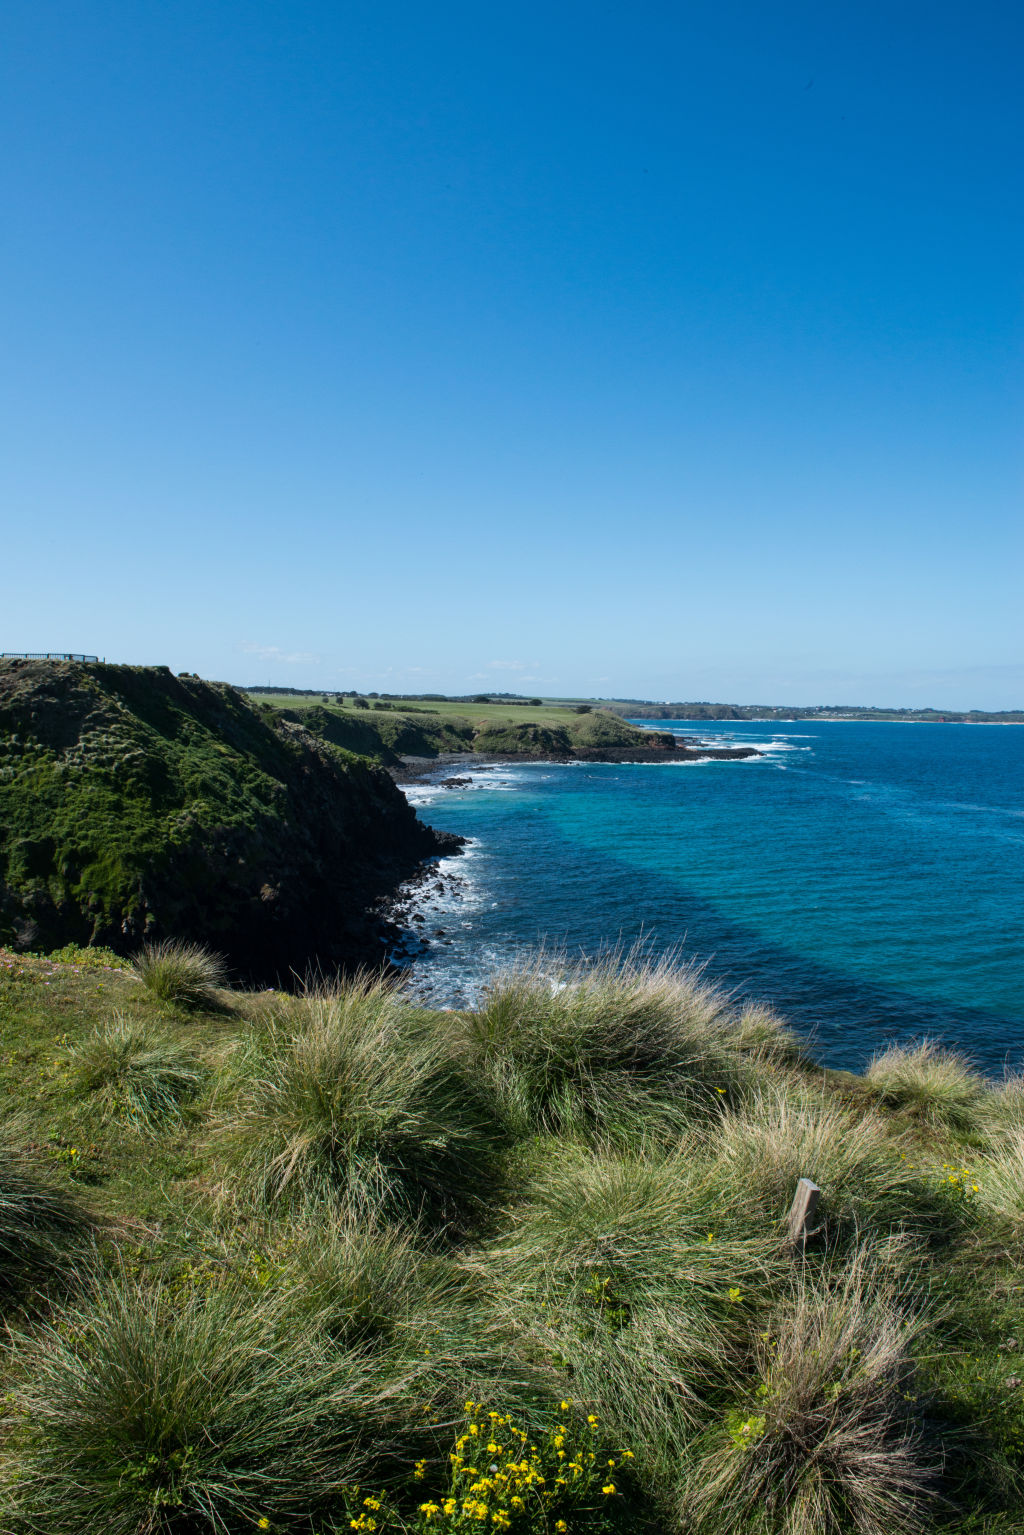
(240, 643, 319, 665)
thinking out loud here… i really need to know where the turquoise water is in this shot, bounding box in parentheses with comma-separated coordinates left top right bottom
(402, 723, 1024, 1073)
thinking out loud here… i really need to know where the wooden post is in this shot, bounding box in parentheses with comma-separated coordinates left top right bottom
(787, 1178, 821, 1244)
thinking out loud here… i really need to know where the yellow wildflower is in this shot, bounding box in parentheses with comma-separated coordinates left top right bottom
(603, 1482, 617, 1495)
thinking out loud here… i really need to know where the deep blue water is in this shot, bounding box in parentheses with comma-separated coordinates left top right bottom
(401, 723, 1024, 1073)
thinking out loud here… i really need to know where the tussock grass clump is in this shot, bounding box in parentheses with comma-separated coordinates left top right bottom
(706, 1087, 965, 1243)
(463, 950, 791, 1140)
(495, 1140, 779, 1307)
(6, 1275, 402, 1535)
(68, 1014, 205, 1130)
(131, 938, 227, 1009)
(272, 1213, 539, 1420)
(0, 1140, 91, 1300)
(681, 1248, 933, 1535)
(734, 999, 807, 1065)
(223, 978, 500, 1228)
(982, 1074, 1024, 1139)
(273, 1209, 477, 1353)
(865, 1039, 989, 1133)
(973, 1130, 1024, 1235)
(488, 1142, 784, 1446)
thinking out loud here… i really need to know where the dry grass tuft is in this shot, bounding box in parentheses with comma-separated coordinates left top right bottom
(973, 1129, 1024, 1236)
(131, 938, 228, 1009)
(865, 1039, 989, 1133)
(681, 1247, 934, 1535)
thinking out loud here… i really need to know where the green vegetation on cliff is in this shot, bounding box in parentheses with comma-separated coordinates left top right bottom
(0, 945, 1022, 1534)
(0, 661, 452, 981)
(282, 705, 476, 764)
(258, 695, 676, 762)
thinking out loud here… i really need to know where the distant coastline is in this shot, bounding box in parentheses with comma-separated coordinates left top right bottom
(242, 686, 1024, 727)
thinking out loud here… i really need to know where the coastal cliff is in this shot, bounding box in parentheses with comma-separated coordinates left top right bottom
(288, 703, 759, 765)
(0, 660, 458, 982)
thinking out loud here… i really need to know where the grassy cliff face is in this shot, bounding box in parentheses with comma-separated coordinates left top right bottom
(0, 661, 451, 981)
(288, 706, 475, 763)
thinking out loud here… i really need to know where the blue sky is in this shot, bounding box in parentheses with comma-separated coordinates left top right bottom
(2, 1, 1020, 706)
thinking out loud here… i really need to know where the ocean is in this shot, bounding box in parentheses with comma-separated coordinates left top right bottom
(400, 721, 1024, 1074)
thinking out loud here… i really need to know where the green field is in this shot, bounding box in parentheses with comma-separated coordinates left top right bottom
(245, 693, 594, 730)
(1, 941, 1023, 1533)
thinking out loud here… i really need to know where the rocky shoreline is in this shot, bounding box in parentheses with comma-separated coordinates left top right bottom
(389, 740, 760, 783)
(381, 738, 761, 971)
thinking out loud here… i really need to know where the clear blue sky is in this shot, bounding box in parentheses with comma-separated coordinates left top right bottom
(2, 1, 1020, 706)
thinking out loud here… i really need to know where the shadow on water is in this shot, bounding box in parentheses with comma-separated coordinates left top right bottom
(405, 812, 1023, 1078)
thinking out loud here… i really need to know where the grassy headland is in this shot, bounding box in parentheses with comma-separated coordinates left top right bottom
(0, 660, 456, 982)
(0, 943, 1022, 1533)
(240, 693, 753, 766)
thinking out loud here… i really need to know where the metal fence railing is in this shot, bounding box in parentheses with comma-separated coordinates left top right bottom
(1, 652, 100, 662)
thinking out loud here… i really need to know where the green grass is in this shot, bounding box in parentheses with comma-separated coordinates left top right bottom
(0, 1135, 92, 1303)
(0, 943, 1023, 1534)
(68, 1012, 206, 1130)
(247, 693, 592, 729)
